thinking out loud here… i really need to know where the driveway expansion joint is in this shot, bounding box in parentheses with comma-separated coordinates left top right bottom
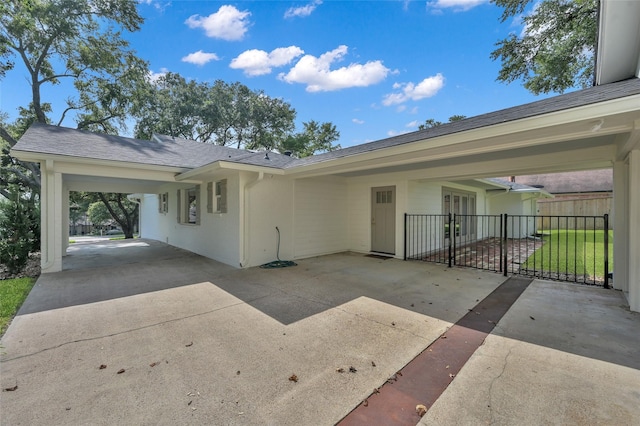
(337, 276, 533, 425)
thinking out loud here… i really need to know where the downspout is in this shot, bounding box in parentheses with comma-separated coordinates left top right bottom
(239, 171, 264, 267)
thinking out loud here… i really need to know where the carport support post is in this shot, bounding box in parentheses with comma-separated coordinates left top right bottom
(40, 160, 64, 273)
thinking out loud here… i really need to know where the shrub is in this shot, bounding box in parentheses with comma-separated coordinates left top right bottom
(0, 187, 36, 275)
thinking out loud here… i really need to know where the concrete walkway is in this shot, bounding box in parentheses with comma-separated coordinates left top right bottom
(1, 239, 639, 425)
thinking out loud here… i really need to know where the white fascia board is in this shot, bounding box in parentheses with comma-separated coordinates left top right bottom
(284, 94, 640, 178)
(10, 150, 187, 176)
(175, 160, 285, 182)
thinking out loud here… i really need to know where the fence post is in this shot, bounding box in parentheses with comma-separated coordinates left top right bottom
(604, 214, 610, 289)
(503, 213, 508, 276)
(499, 214, 503, 273)
(448, 213, 452, 268)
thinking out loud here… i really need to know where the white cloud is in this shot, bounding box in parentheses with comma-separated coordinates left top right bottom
(388, 129, 410, 137)
(185, 5, 251, 41)
(279, 45, 391, 92)
(284, 0, 322, 18)
(352, 118, 365, 124)
(406, 120, 420, 128)
(138, 0, 170, 12)
(382, 74, 445, 106)
(427, 0, 488, 12)
(230, 46, 304, 76)
(181, 50, 220, 66)
(148, 67, 169, 84)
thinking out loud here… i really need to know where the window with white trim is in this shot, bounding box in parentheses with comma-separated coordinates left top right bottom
(158, 192, 168, 213)
(177, 186, 200, 225)
(207, 180, 227, 214)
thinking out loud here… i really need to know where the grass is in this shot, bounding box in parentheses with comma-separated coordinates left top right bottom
(0, 277, 36, 336)
(523, 229, 613, 280)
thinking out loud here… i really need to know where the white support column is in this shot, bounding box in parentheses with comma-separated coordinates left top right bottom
(613, 160, 629, 294)
(62, 184, 69, 256)
(628, 149, 640, 312)
(40, 160, 64, 273)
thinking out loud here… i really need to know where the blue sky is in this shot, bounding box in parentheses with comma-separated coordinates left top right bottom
(2, 0, 554, 148)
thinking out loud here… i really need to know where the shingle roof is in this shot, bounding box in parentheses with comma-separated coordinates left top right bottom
(13, 124, 296, 170)
(12, 78, 640, 173)
(288, 77, 640, 168)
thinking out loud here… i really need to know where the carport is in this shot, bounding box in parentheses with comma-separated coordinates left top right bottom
(2, 241, 639, 425)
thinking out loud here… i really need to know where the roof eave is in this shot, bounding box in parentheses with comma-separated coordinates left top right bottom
(283, 94, 640, 178)
(9, 148, 188, 174)
(175, 160, 286, 182)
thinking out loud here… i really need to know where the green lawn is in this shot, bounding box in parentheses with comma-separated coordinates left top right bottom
(523, 230, 613, 281)
(0, 277, 36, 336)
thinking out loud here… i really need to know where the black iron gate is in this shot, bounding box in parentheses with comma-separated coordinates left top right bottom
(405, 213, 610, 288)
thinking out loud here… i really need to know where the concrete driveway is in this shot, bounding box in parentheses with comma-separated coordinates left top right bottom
(1, 239, 639, 425)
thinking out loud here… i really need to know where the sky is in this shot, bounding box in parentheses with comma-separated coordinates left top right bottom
(1, 0, 556, 149)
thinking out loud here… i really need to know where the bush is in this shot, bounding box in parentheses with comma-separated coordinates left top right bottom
(0, 187, 37, 275)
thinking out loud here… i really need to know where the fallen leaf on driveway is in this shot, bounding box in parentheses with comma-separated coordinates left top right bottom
(336, 368, 345, 373)
(99, 364, 107, 370)
(349, 366, 357, 373)
(363, 399, 368, 407)
(530, 316, 535, 320)
(416, 404, 427, 417)
(289, 374, 298, 382)
(185, 342, 193, 347)
(371, 361, 376, 367)
(3, 385, 18, 392)
(117, 369, 125, 374)
(150, 362, 159, 367)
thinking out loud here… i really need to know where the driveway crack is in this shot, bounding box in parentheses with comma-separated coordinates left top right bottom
(1, 301, 246, 363)
(487, 345, 513, 424)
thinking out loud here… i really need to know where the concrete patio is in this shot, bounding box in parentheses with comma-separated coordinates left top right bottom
(1, 239, 638, 425)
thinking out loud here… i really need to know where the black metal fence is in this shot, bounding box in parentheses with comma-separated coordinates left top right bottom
(405, 213, 610, 288)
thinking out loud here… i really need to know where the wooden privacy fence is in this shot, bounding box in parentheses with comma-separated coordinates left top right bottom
(405, 213, 610, 288)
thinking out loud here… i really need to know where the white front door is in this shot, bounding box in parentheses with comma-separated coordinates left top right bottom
(371, 186, 396, 254)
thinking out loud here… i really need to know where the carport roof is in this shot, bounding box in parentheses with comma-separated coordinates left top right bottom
(11, 77, 640, 172)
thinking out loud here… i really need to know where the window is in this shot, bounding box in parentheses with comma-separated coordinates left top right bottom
(158, 192, 168, 213)
(207, 179, 227, 214)
(376, 190, 393, 204)
(442, 188, 476, 240)
(177, 186, 200, 225)
(216, 179, 227, 213)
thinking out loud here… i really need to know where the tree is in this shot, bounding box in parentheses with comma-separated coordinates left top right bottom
(86, 193, 138, 239)
(133, 73, 340, 155)
(490, 0, 598, 94)
(0, 0, 149, 196)
(133, 74, 297, 150)
(280, 120, 341, 158)
(418, 115, 467, 130)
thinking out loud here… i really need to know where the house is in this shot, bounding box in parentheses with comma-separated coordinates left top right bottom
(10, 0, 640, 312)
(506, 169, 612, 217)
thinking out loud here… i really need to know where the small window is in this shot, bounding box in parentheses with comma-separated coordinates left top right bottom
(216, 179, 227, 213)
(158, 192, 168, 213)
(376, 190, 393, 204)
(177, 186, 200, 225)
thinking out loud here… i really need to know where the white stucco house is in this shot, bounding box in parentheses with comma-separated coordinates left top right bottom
(10, 0, 640, 312)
